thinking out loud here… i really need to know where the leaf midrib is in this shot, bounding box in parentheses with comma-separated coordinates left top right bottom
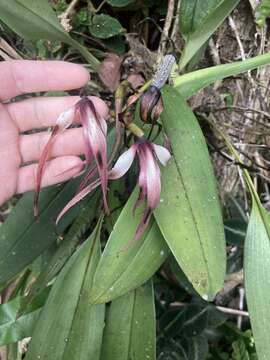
(165, 125, 212, 294)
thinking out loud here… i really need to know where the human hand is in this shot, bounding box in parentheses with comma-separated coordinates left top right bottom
(0, 60, 108, 206)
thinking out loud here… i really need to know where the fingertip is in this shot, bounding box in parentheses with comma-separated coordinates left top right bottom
(17, 156, 84, 194)
(53, 156, 84, 179)
(53, 61, 90, 88)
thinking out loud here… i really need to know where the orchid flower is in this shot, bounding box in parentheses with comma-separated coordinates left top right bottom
(78, 97, 109, 214)
(110, 139, 171, 240)
(56, 138, 171, 240)
(34, 97, 109, 216)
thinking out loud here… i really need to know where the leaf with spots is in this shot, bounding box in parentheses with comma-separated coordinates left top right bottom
(89, 14, 123, 39)
(101, 280, 156, 360)
(90, 188, 170, 304)
(155, 86, 226, 300)
(25, 219, 105, 360)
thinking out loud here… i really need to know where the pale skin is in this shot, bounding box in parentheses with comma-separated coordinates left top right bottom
(0, 60, 108, 206)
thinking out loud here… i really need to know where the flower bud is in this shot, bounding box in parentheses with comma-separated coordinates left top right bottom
(140, 85, 162, 124)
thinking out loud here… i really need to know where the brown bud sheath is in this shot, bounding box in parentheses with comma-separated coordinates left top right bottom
(140, 85, 161, 124)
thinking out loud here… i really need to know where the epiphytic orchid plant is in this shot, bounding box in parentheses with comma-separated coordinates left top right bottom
(3, 0, 270, 358)
(35, 59, 172, 240)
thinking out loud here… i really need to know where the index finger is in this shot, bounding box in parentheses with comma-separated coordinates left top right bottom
(0, 60, 90, 101)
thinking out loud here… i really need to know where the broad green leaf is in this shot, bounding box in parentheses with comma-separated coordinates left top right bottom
(179, 0, 241, 69)
(90, 188, 170, 304)
(180, 0, 222, 38)
(107, 0, 134, 6)
(89, 14, 123, 39)
(0, 0, 99, 70)
(174, 52, 270, 99)
(0, 287, 50, 346)
(0, 298, 40, 346)
(155, 86, 226, 299)
(19, 192, 100, 315)
(101, 280, 155, 360)
(25, 219, 105, 360)
(244, 199, 270, 360)
(0, 180, 81, 285)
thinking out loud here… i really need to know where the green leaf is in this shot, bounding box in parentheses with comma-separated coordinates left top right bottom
(174, 52, 270, 99)
(179, 0, 241, 69)
(0, 0, 99, 70)
(0, 286, 50, 346)
(89, 14, 123, 39)
(155, 86, 226, 300)
(0, 180, 82, 285)
(244, 199, 270, 360)
(232, 339, 250, 360)
(107, 0, 134, 6)
(90, 188, 170, 304)
(101, 280, 155, 360)
(0, 293, 46, 346)
(19, 192, 100, 315)
(180, 0, 222, 38)
(25, 219, 105, 360)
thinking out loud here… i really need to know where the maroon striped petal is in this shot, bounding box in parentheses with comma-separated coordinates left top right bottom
(78, 97, 109, 213)
(34, 106, 76, 216)
(56, 178, 101, 224)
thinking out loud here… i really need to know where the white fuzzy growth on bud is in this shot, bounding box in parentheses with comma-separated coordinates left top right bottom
(151, 54, 176, 89)
(56, 107, 75, 130)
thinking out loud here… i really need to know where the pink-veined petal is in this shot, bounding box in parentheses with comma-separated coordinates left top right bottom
(144, 146, 161, 209)
(34, 125, 59, 217)
(77, 165, 97, 194)
(56, 178, 101, 224)
(56, 106, 75, 131)
(78, 97, 109, 213)
(153, 144, 171, 166)
(109, 145, 137, 180)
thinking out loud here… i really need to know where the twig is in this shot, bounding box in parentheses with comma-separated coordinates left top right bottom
(0, 37, 22, 59)
(216, 305, 249, 317)
(167, 301, 249, 317)
(0, 49, 10, 61)
(228, 15, 246, 61)
(213, 105, 270, 121)
(237, 287, 245, 329)
(170, 0, 181, 44)
(158, 0, 175, 55)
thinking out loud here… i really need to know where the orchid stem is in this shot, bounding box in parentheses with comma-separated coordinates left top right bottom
(108, 81, 131, 166)
(126, 123, 144, 138)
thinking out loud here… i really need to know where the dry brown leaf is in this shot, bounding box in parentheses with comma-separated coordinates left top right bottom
(99, 53, 123, 92)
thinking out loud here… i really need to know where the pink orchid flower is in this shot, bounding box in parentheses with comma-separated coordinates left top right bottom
(110, 139, 171, 240)
(56, 138, 171, 241)
(34, 97, 108, 216)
